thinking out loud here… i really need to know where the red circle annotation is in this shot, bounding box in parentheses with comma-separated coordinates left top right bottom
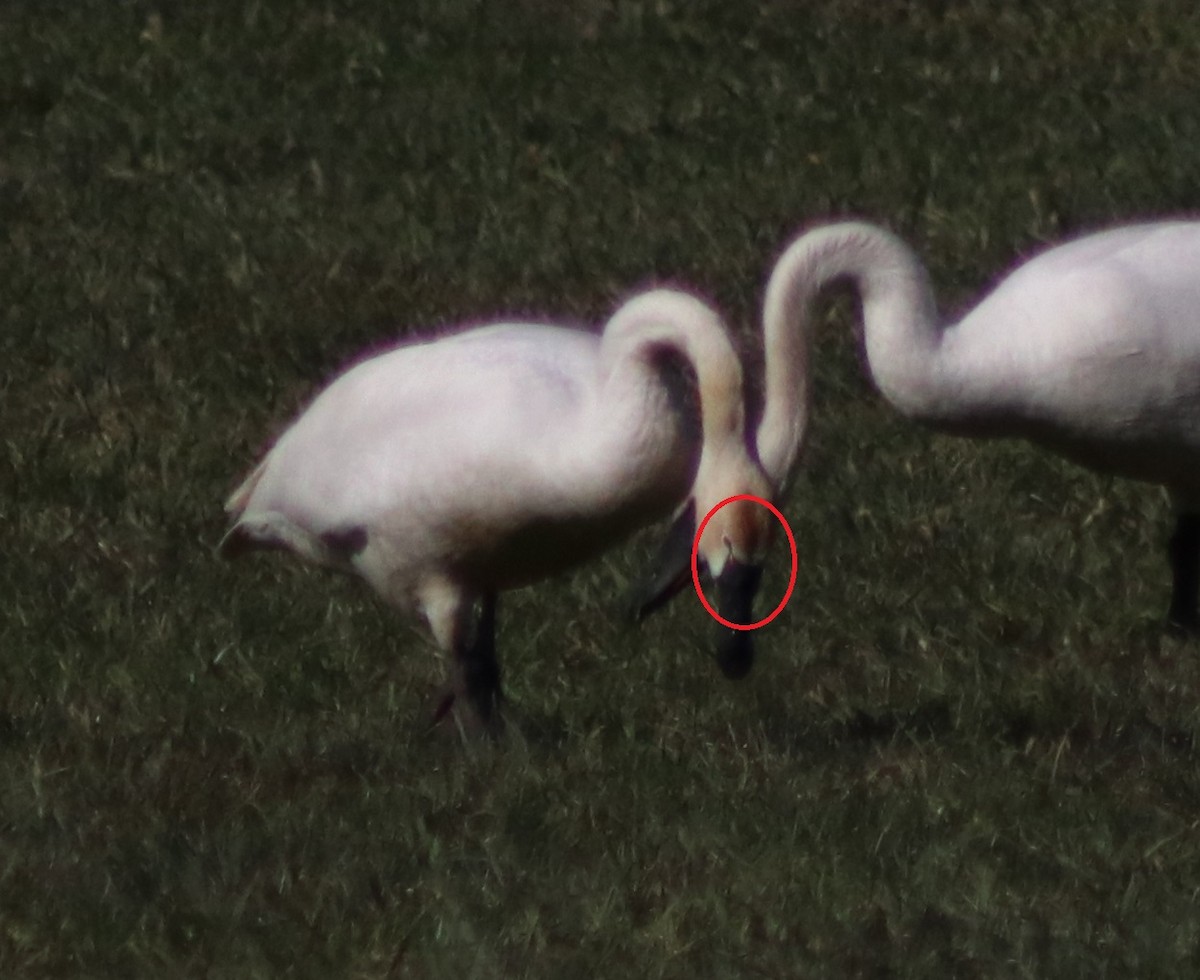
(690, 494, 797, 631)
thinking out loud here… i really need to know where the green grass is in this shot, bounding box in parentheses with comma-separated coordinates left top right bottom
(5, 1, 1200, 976)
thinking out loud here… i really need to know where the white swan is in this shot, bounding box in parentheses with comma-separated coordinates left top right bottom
(220, 288, 773, 731)
(753, 219, 1200, 629)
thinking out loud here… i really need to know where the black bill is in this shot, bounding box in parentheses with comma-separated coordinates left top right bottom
(714, 559, 764, 679)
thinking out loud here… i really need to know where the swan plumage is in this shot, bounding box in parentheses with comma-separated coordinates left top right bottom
(754, 219, 1200, 628)
(221, 288, 772, 730)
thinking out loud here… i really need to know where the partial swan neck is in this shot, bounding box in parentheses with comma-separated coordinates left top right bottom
(758, 222, 942, 488)
(602, 289, 746, 458)
(601, 288, 761, 511)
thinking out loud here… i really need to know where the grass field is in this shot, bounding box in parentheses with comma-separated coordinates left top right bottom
(5, 1, 1200, 976)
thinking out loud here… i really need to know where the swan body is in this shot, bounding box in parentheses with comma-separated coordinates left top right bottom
(755, 219, 1200, 628)
(221, 289, 772, 729)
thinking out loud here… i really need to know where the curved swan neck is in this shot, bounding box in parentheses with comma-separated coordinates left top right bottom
(758, 222, 943, 488)
(601, 289, 747, 463)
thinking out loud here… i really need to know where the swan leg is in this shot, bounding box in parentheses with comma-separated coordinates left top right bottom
(1168, 513, 1200, 634)
(458, 592, 502, 730)
(421, 579, 501, 732)
(424, 584, 503, 733)
(626, 501, 697, 622)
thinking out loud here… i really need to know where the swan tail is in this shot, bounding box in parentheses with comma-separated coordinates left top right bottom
(223, 458, 269, 516)
(218, 509, 369, 571)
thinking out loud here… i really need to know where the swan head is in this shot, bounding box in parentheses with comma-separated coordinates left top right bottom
(694, 469, 775, 679)
(629, 463, 776, 679)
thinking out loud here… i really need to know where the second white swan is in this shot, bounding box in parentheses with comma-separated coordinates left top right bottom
(751, 219, 1200, 630)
